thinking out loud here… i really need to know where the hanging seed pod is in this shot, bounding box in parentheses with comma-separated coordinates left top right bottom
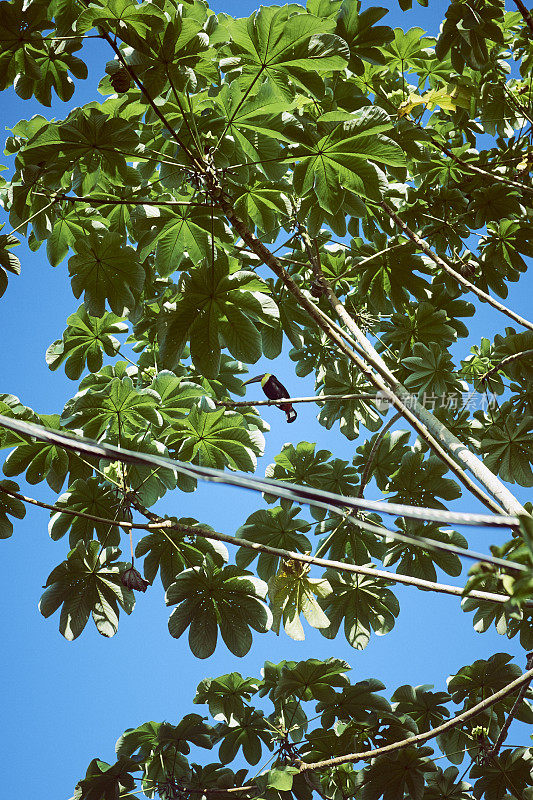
(121, 564, 150, 592)
(110, 67, 131, 93)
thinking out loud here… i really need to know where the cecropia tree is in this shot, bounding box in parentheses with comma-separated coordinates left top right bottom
(1, 0, 533, 798)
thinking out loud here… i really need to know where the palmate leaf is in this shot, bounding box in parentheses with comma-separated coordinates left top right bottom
(14, 38, 88, 105)
(383, 520, 468, 582)
(136, 518, 229, 590)
(149, 371, 206, 425)
(75, 756, 138, 800)
(403, 342, 464, 396)
(62, 376, 162, 440)
(264, 441, 359, 520)
(194, 673, 261, 722)
(274, 657, 351, 702)
(46, 207, 108, 268)
(391, 685, 451, 733)
(351, 238, 431, 314)
(46, 306, 127, 380)
(48, 477, 121, 547)
(315, 512, 385, 565)
(116, 715, 214, 761)
(68, 231, 145, 317)
(2, 413, 91, 492)
(76, 0, 166, 42)
(387, 452, 461, 510)
(165, 407, 264, 472)
(423, 767, 473, 800)
(362, 746, 436, 800)
(353, 429, 411, 492)
(158, 254, 278, 375)
(217, 706, 272, 765)
(102, 433, 179, 505)
(0, 0, 55, 95)
(317, 360, 382, 441)
(268, 561, 331, 640)
(470, 748, 533, 800)
(315, 676, 390, 728)
(235, 506, 312, 580)
(475, 406, 533, 486)
(233, 184, 292, 234)
(335, 2, 394, 74)
(39, 541, 135, 640)
(0, 224, 21, 298)
(292, 107, 406, 212)
(18, 107, 139, 180)
(137, 202, 230, 276)
(222, 5, 349, 98)
(166, 562, 272, 658)
(317, 568, 399, 650)
(0, 479, 26, 539)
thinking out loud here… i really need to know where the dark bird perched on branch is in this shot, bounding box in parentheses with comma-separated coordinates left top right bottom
(243, 374, 297, 423)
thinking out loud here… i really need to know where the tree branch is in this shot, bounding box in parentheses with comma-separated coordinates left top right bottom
(300, 664, 533, 771)
(1, 483, 528, 607)
(513, 0, 533, 35)
(380, 201, 533, 334)
(216, 392, 378, 408)
(0, 414, 519, 529)
(480, 349, 533, 383)
(218, 197, 515, 516)
(487, 651, 533, 759)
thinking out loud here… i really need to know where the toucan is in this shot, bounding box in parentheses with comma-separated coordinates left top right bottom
(243, 373, 297, 423)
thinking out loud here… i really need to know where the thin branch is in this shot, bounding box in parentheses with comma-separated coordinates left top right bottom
(299, 664, 533, 771)
(0, 414, 520, 529)
(380, 201, 533, 334)
(77, 0, 202, 172)
(1, 484, 530, 607)
(488, 651, 533, 759)
(6, 198, 58, 236)
(216, 392, 378, 408)
(480, 349, 533, 383)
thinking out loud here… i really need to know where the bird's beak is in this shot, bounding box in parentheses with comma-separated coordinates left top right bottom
(243, 375, 263, 386)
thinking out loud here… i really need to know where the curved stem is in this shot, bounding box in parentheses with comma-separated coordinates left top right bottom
(481, 349, 533, 383)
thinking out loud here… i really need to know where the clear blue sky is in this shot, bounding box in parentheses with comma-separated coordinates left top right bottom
(0, 2, 531, 798)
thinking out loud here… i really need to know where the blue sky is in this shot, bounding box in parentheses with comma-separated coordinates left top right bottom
(1, 1, 532, 798)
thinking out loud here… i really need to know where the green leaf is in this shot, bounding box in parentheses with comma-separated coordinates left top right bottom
(194, 673, 261, 722)
(268, 561, 331, 640)
(136, 518, 228, 590)
(318, 568, 399, 650)
(362, 746, 436, 800)
(39, 541, 135, 640)
(62, 376, 162, 440)
(224, 6, 349, 98)
(165, 407, 264, 472)
(68, 232, 145, 317)
(266, 767, 299, 792)
(48, 477, 121, 547)
(235, 506, 312, 580)
(166, 562, 272, 658)
(0, 224, 21, 298)
(3, 413, 91, 492)
(46, 306, 127, 380)
(0, 479, 26, 538)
